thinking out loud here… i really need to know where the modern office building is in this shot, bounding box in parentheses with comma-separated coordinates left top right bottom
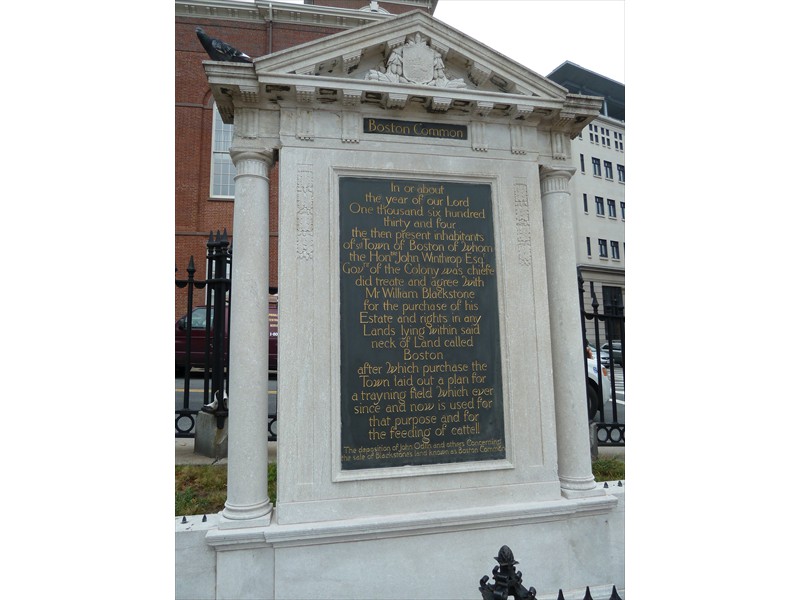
(547, 61, 625, 340)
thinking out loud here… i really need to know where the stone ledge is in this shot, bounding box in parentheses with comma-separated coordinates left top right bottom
(204, 491, 620, 551)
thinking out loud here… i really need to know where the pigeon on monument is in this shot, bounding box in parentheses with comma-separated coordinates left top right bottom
(195, 27, 252, 63)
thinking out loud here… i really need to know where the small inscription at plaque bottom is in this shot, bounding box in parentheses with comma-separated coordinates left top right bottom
(339, 177, 505, 470)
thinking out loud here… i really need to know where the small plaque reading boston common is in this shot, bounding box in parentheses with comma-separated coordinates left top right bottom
(340, 177, 505, 470)
(364, 118, 467, 140)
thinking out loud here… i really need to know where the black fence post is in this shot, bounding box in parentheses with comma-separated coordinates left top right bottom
(175, 231, 277, 441)
(200, 230, 231, 429)
(175, 256, 207, 437)
(479, 545, 622, 600)
(578, 273, 625, 447)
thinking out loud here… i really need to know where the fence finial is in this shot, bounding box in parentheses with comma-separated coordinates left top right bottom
(479, 545, 536, 599)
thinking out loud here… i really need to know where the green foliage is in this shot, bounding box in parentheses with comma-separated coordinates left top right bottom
(592, 456, 625, 481)
(175, 463, 277, 516)
(175, 464, 228, 516)
(176, 459, 623, 516)
(268, 462, 277, 506)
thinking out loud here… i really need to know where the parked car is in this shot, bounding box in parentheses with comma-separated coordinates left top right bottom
(586, 347, 613, 420)
(587, 343, 611, 366)
(175, 295, 278, 376)
(600, 340, 624, 366)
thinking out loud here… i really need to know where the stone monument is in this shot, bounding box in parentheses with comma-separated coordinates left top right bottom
(176, 11, 624, 599)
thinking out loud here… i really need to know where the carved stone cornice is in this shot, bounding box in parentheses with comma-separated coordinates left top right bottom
(383, 93, 408, 109)
(202, 61, 259, 124)
(251, 71, 567, 125)
(428, 96, 452, 112)
(341, 89, 363, 106)
(473, 101, 494, 117)
(341, 49, 363, 73)
(295, 85, 316, 104)
(552, 94, 605, 138)
(201, 10, 602, 132)
(468, 61, 492, 87)
(176, 0, 390, 29)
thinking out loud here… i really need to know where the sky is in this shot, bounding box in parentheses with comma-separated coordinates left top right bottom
(277, 0, 625, 83)
(429, 0, 624, 83)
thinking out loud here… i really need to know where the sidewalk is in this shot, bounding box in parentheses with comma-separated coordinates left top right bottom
(175, 438, 277, 465)
(598, 445, 625, 461)
(175, 438, 225, 465)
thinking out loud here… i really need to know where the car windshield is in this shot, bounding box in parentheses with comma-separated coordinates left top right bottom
(190, 307, 214, 329)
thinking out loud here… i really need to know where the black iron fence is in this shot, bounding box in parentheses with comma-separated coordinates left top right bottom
(174, 231, 232, 437)
(480, 545, 622, 599)
(578, 270, 625, 447)
(174, 232, 279, 441)
(176, 243, 615, 449)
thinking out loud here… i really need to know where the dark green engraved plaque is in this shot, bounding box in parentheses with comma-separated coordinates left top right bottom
(339, 176, 505, 470)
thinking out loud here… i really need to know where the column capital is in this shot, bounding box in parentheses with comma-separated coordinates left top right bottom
(539, 165, 576, 183)
(229, 146, 275, 170)
(539, 166, 576, 196)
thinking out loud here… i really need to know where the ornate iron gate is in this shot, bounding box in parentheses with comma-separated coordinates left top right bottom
(579, 270, 625, 447)
(174, 231, 232, 437)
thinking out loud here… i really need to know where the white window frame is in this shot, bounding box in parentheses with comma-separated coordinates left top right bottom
(211, 104, 236, 198)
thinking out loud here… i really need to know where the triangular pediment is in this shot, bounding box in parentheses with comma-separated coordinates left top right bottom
(204, 10, 602, 131)
(253, 10, 566, 100)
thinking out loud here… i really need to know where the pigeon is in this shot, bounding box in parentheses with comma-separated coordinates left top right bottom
(196, 27, 252, 63)
(201, 390, 227, 413)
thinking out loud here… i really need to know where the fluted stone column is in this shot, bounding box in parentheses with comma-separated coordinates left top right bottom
(539, 166, 601, 498)
(221, 146, 274, 526)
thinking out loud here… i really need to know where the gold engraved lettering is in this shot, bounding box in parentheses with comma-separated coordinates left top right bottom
(340, 178, 504, 468)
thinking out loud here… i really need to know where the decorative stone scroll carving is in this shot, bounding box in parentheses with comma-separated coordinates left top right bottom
(471, 121, 487, 152)
(341, 111, 360, 143)
(296, 165, 314, 261)
(514, 181, 532, 266)
(510, 124, 526, 155)
(551, 131, 567, 160)
(297, 109, 314, 141)
(234, 108, 259, 140)
(366, 33, 467, 88)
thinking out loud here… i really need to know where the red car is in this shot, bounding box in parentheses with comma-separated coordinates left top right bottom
(175, 295, 278, 377)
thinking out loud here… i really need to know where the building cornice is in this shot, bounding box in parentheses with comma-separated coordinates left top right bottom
(577, 263, 625, 276)
(176, 0, 392, 28)
(202, 10, 601, 135)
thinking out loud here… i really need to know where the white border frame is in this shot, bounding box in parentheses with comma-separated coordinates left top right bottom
(329, 166, 515, 483)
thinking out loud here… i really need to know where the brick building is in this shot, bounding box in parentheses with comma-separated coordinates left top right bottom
(175, 0, 438, 316)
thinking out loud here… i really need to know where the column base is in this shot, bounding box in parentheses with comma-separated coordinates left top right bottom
(560, 475, 606, 499)
(220, 501, 273, 529)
